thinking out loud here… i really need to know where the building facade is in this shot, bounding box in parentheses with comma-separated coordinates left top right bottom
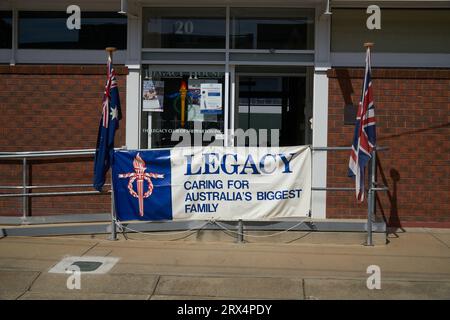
(0, 0, 449, 227)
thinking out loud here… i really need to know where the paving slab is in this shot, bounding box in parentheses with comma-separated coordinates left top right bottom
(0, 258, 56, 272)
(245, 231, 386, 246)
(30, 273, 159, 295)
(150, 295, 242, 300)
(0, 237, 97, 261)
(155, 276, 304, 300)
(19, 292, 149, 300)
(103, 241, 450, 281)
(304, 278, 450, 300)
(428, 229, 450, 234)
(82, 247, 114, 257)
(430, 233, 450, 248)
(0, 229, 449, 300)
(0, 292, 24, 300)
(385, 232, 450, 256)
(0, 270, 40, 299)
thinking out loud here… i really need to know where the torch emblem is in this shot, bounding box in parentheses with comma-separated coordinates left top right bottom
(179, 80, 188, 128)
(118, 153, 164, 216)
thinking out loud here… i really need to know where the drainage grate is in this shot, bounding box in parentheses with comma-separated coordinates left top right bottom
(49, 256, 119, 274)
(70, 261, 103, 272)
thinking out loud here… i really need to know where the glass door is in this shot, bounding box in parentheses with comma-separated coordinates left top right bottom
(234, 68, 312, 147)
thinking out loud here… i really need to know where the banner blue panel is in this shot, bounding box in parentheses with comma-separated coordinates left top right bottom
(112, 150, 172, 221)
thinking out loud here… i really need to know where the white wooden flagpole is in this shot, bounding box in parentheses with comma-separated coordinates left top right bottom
(106, 47, 119, 241)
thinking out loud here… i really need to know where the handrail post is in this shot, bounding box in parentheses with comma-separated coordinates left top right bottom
(237, 219, 244, 243)
(21, 157, 29, 221)
(108, 171, 118, 241)
(366, 149, 377, 246)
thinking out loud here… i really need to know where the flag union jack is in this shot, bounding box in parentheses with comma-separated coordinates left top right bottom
(348, 47, 376, 202)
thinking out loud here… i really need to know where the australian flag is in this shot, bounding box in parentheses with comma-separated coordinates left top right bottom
(93, 55, 122, 192)
(348, 47, 376, 202)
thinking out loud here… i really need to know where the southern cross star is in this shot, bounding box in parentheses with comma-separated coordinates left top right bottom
(110, 106, 119, 120)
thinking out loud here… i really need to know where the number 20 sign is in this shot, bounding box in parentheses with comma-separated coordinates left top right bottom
(174, 20, 194, 34)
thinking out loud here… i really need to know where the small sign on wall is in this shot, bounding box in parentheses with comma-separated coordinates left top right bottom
(344, 103, 357, 125)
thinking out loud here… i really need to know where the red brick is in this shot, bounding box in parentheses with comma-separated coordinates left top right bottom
(0, 66, 126, 216)
(327, 68, 450, 226)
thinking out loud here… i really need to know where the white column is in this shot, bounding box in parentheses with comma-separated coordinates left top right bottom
(125, 66, 141, 149)
(312, 69, 329, 219)
(230, 65, 236, 147)
(224, 71, 230, 147)
(125, 4, 141, 66)
(124, 4, 141, 149)
(311, 5, 331, 219)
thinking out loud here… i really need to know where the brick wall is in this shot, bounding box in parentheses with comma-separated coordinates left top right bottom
(1, 65, 448, 227)
(327, 68, 450, 227)
(0, 65, 128, 216)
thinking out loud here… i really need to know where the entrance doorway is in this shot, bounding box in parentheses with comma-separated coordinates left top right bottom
(235, 70, 312, 147)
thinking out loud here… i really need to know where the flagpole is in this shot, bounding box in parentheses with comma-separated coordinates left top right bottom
(109, 170, 118, 241)
(105, 47, 117, 61)
(106, 47, 118, 241)
(364, 42, 374, 246)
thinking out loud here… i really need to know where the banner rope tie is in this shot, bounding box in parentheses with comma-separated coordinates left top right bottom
(113, 218, 311, 239)
(213, 219, 311, 238)
(114, 219, 210, 237)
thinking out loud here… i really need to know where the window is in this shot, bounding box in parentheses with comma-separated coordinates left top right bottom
(142, 8, 226, 49)
(141, 67, 225, 148)
(230, 8, 315, 50)
(18, 11, 127, 49)
(238, 75, 309, 146)
(331, 9, 450, 53)
(0, 11, 12, 49)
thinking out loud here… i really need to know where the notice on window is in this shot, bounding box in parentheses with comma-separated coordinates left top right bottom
(188, 79, 219, 121)
(187, 80, 203, 122)
(200, 83, 222, 114)
(143, 80, 164, 112)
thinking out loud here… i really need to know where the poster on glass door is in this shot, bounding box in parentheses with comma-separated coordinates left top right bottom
(143, 80, 164, 112)
(187, 79, 203, 122)
(200, 83, 222, 114)
(188, 80, 219, 121)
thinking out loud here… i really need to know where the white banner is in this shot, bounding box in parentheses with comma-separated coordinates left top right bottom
(171, 146, 311, 220)
(113, 146, 311, 221)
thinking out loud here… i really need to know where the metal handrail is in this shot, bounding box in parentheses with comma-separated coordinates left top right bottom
(0, 191, 110, 198)
(0, 149, 96, 159)
(0, 146, 390, 158)
(0, 147, 389, 246)
(0, 149, 109, 219)
(312, 146, 389, 245)
(312, 186, 388, 191)
(311, 146, 389, 151)
(0, 184, 110, 190)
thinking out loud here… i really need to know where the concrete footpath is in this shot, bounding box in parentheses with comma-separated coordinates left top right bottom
(0, 227, 449, 300)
